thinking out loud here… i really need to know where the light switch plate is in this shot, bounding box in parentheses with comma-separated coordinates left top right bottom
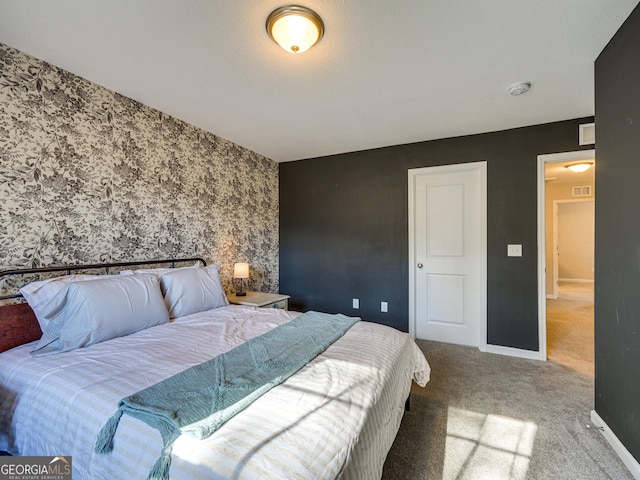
(507, 244, 522, 257)
(381, 301, 388, 313)
(353, 298, 359, 309)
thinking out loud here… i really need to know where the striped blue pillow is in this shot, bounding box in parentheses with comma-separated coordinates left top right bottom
(161, 264, 228, 319)
(20, 274, 105, 330)
(31, 274, 169, 356)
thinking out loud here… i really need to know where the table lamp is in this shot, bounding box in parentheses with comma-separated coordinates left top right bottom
(233, 262, 249, 296)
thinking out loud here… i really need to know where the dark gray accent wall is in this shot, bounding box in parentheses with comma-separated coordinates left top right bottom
(280, 118, 593, 350)
(594, 2, 640, 463)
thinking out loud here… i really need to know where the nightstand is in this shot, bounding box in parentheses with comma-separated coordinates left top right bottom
(227, 291, 290, 310)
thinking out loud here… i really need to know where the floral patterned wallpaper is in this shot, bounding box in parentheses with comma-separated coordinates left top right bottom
(0, 42, 279, 298)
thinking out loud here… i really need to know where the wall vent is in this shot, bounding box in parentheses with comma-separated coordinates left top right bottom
(572, 186, 592, 197)
(579, 123, 595, 145)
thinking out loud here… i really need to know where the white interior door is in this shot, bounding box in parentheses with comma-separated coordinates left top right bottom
(409, 162, 487, 348)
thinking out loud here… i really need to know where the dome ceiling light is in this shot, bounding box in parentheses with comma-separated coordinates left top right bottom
(565, 162, 594, 173)
(266, 5, 324, 54)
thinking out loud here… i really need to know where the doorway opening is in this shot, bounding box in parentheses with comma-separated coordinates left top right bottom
(537, 150, 595, 374)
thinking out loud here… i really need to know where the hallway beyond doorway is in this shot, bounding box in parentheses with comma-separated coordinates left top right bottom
(546, 281, 594, 377)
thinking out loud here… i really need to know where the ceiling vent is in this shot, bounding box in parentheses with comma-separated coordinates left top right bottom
(572, 186, 591, 197)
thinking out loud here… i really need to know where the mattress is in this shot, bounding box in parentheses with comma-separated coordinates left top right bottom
(0, 305, 430, 479)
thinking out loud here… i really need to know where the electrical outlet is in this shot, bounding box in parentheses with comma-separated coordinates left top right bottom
(381, 301, 388, 313)
(353, 298, 359, 309)
(507, 244, 522, 257)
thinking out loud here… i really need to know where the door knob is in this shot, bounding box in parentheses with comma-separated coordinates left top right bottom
(417, 263, 423, 268)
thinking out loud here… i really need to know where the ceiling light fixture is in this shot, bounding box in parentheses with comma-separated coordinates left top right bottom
(266, 5, 324, 54)
(565, 162, 594, 173)
(508, 81, 532, 96)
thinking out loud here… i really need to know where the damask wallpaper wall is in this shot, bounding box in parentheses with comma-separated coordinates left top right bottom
(0, 42, 279, 297)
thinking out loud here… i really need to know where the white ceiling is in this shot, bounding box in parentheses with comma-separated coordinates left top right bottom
(0, 1, 637, 162)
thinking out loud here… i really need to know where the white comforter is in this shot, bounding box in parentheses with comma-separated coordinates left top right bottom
(0, 305, 430, 479)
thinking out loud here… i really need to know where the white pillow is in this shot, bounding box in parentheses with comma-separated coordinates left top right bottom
(161, 264, 228, 319)
(31, 274, 169, 357)
(119, 261, 202, 276)
(20, 274, 105, 330)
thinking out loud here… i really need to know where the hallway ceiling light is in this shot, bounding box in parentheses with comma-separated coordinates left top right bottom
(565, 162, 594, 173)
(266, 5, 324, 54)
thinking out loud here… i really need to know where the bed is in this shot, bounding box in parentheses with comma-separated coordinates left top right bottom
(0, 258, 430, 479)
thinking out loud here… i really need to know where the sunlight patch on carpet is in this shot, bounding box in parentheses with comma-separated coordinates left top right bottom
(444, 406, 537, 480)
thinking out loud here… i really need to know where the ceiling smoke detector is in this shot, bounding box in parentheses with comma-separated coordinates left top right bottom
(508, 81, 531, 96)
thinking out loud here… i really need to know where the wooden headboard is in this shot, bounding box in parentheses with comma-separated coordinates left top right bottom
(0, 257, 206, 353)
(0, 303, 42, 353)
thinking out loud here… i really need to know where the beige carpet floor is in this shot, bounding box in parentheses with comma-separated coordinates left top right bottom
(546, 282, 594, 377)
(381, 282, 623, 479)
(383, 339, 632, 480)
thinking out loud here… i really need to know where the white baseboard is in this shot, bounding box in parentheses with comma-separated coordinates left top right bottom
(486, 344, 543, 361)
(591, 410, 640, 479)
(558, 278, 594, 284)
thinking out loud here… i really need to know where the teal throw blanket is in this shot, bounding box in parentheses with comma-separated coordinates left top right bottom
(95, 311, 359, 480)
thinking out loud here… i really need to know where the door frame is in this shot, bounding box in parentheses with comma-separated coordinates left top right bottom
(536, 149, 595, 361)
(408, 161, 487, 351)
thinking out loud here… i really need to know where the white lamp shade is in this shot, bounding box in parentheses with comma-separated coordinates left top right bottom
(233, 262, 249, 279)
(271, 15, 319, 53)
